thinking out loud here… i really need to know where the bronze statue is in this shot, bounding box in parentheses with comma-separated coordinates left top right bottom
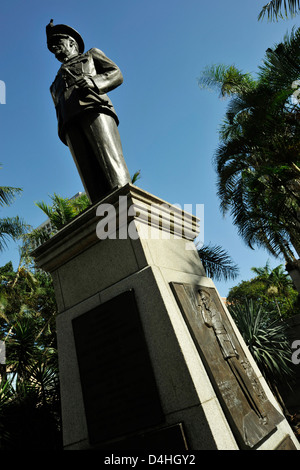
(46, 20, 131, 203)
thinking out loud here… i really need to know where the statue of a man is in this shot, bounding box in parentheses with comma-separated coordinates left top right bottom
(46, 20, 131, 203)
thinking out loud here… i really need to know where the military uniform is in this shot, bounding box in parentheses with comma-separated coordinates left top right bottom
(47, 21, 131, 203)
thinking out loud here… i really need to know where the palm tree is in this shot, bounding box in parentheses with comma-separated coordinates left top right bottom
(227, 262, 299, 318)
(0, 167, 27, 252)
(198, 28, 300, 267)
(0, 260, 61, 449)
(24, 193, 91, 250)
(259, 0, 300, 21)
(35, 192, 90, 231)
(0, 313, 61, 449)
(0, 217, 28, 253)
(251, 262, 295, 316)
(251, 262, 291, 292)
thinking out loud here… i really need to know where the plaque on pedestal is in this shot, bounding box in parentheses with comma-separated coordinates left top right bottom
(171, 282, 285, 449)
(72, 290, 164, 446)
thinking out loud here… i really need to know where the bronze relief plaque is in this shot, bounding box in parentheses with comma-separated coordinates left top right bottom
(170, 282, 284, 449)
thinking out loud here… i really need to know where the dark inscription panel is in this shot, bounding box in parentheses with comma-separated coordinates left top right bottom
(72, 290, 164, 445)
(98, 423, 189, 450)
(171, 282, 284, 449)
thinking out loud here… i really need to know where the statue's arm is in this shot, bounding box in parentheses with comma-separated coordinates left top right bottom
(89, 48, 123, 94)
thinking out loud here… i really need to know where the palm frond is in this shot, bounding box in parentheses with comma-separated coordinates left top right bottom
(259, 27, 300, 89)
(258, 0, 300, 21)
(69, 193, 90, 213)
(0, 217, 28, 252)
(35, 194, 77, 230)
(198, 64, 255, 98)
(0, 187, 22, 208)
(132, 170, 141, 184)
(197, 243, 239, 281)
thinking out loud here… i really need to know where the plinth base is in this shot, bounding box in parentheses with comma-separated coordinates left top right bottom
(32, 185, 299, 450)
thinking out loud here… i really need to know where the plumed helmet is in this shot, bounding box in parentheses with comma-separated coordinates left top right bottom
(46, 19, 85, 53)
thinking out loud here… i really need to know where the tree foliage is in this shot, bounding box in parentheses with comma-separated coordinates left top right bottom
(25, 192, 91, 249)
(259, 0, 300, 21)
(198, 28, 300, 264)
(227, 262, 300, 318)
(229, 299, 294, 393)
(0, 166, 28, 253)
(228, 263, 299, 403)
(0, 261, 61, 449)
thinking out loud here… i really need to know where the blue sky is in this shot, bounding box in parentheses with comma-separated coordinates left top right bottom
(0, 0, 298, 297)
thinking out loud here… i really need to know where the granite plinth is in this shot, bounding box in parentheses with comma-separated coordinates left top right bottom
(32, 184, 300, 450)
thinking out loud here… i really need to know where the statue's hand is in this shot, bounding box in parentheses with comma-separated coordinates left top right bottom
(75, 75, 95, 89)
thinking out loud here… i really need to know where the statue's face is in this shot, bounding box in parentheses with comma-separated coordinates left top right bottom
(49, 36, 78, 63)
(199, 290, 210, 305)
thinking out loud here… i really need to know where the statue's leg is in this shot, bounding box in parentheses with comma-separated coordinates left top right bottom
(81, 112, 132, 190)
(65, 120, 111, 203)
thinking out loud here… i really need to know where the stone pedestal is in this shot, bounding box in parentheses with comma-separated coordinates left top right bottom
(32, 184, 299, 450)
